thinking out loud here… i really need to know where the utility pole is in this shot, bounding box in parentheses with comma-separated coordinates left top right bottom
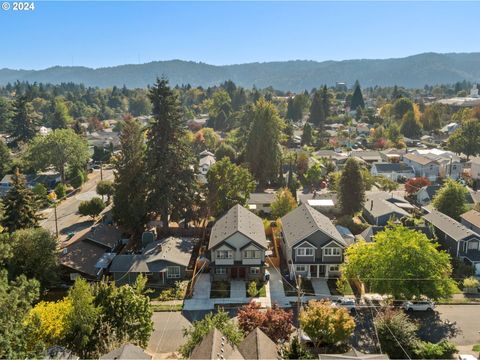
(54, 203, 59, 239)
(296, 274, 302, 341)
(100, 161, 103, 181)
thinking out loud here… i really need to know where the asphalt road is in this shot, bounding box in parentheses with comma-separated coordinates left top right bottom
(39, 169, 114, 240)
(148, 312, 192, 358)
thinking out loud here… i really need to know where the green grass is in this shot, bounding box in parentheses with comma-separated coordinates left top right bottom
(151, 303, 183, 312)
(210, 281, 231, 298)
(472, 344, 480, 352)
(283, 278, 314, 296)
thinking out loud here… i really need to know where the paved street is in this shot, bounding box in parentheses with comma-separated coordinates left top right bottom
(147, 311, 191, 358)
(39, 169, 114, 240)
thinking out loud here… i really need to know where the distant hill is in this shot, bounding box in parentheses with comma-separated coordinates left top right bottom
(1, 52, 480, 91)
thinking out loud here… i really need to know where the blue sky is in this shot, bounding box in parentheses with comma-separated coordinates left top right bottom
(1, 1, 479, 70)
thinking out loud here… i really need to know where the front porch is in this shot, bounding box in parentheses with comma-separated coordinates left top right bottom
(290, 263, 341, 279)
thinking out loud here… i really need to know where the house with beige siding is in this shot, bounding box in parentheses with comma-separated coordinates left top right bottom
(208, 205, 268, 281)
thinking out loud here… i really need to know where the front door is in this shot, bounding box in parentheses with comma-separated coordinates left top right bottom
(239, 267, 246, 279)
(310, 265, 318, 278)
(319, 265, 326, 277)
(231, 267, 238, 278)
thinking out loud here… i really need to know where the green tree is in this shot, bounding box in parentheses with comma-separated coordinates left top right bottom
(386, 122, 402, 144)
(284, 337, 315, 359)
(5, 228, 58, 289)
(27, 129, 90, 183)
(301, 122, 313, 145)
(207, 158, 255, 217)
(64, 278, 100, 358)
(271, 188, 298, 219)
(0, 270, 43, 359)
(146, 78, 197, 232)
(374, 309, 418, 359)
(0, 97, 13, 131)
(0, 141, 12, 180)
(320, 85, 330, 119)
(447, 119, 480, 160)
(432, 179, 468, 220)
(350, 81, 365, 111)
(11, 95, 37, 144)
(309, 90, 325, 128)
(338, 158, 365, 215)
(215, 142, 236, 162)
(54, 182, 67, 199)
(392, 97, 414, 120)
(78, 197, 105, 220)
(113, 118, 148, 237)
(179, 310, 243, 358)
(303, 163, 324, 189)
(400, 110, 422, 138)
(208, 90, 232, 130)
(96, 180, 114, 202)
(245, 99, 283, 188)
(128, 92, 152, 116)
(342, 225, 457, 300)
(299, 299, 355, 348)
(1, 169, 39, 232)
(50, 98, 73, 129)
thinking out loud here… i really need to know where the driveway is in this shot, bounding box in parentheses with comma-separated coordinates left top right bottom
(183, 273, 214, 310)
(268, 266, 291, 307)
(311, 278, 330, 298)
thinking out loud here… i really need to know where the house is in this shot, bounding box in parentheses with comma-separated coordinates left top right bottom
(99, 344, 151, 360)
(59, 225, 123, 281)
(109, 236, 196, 286)
(416, 184, 474, 206)
(280, 204, 352, 279)
(380, 148, 406, 163)
(247, 192, 277, 214)
(440, 122, 460, 135)
(461, 209, 480, 235)
(199, 154, 216, 175)
(469, 158, 480, 181)
(208, 205, 268, 281)
(402, 153, 439, 181)
(363, 192, 410, 226)
(370, 162, 415, 181)
(0, 172, 61, 197)
(189, 327, 280, 360)
(318, 348, 389, 360)
(424, 209, 480, 275)
(411, 149, 464, 179)
(297, 191, 339, 215)
(314, 150, 348, 167)
(350, 150, 382, 164)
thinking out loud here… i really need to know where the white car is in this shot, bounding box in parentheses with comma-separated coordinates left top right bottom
(332, 297, 356, 311)
(458, 355, 477, 360)
(403, 300, 435, 312)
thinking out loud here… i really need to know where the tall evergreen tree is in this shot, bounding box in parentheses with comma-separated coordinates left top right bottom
(245, 99, 283, 188)
(309, 90, 325, 129)
(1, 169, 39, 232)
(146, 78, 197, 232)
(338, 158, 365, 215)
(350, 80, 365, 111)
(320, 85, 330, 119)
(113, 119, 148, 237)
(301, 122, 313, 145)
(0, 141, 12, 180)
(50, 98, 73, 129)
(11, 95, 37, 144)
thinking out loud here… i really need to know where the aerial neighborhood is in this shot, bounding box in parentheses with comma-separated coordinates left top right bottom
(1, 3, 480, 358)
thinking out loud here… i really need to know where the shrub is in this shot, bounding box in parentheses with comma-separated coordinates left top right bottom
(463, 276, 480, 293)
(414, 340, 457, 359)
(247, 281, 258, 297)
(78, 197, 105, 219)
(336, 215, 368, 235)
(54, 183, 67, 199)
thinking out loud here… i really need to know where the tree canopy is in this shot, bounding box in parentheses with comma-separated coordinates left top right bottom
(271, 188, 297, 219)
(338, 158, 365, 215)
(432, 179, 468, 220)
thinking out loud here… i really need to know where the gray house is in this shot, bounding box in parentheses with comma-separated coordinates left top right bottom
(208, 205, 268, 281)
(461, 209, 480, 235)
(424, 209, 480, 275)
(402, 153, 439, 181)
(109, 236, 195, 285)
(370, 162, 415, 181)
(363, 192, 410, 226)
(280, 204, 352, 279)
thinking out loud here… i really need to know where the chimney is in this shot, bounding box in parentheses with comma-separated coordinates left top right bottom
(370, 200, 373, 211)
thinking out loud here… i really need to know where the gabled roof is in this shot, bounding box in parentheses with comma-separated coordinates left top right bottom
(199, 155, 216, 167)
(372, 162, 414, 174)
(281, 204, 345, 248)
(364, 192, 409, 219)
(99, 343, 151, 360)
(424, 208, 478, 242)
(403, 153, 437, 166)
(189, 328, 236, 360)
(319, 348, 389, 360)
(208, 205, 267, 250)
(238, 328, 280, 360)
(461, 209, 480, 229)
(247, 192, 276, 205)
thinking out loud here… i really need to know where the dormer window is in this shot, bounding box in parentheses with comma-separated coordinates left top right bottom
(216, 250, 233, 259)
(324, 247, 341, 256)
(296, 248, 314, 256)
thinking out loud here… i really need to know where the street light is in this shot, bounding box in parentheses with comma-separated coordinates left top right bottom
(48, 191, 59, 239)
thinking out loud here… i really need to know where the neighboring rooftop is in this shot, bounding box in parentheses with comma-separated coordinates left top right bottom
(281, 203, 346, 247)
(403, 153, 437, 166)
(247, 192, 276, 205)
(460, 209, 480, 230)
(424, 208, 478, 241)
(364, 192, 409, 219)
(237, 327, 281, 360)
(99, 343, 151, 360)
(372, 162, 414, 173)
(319, 348, 389, 360)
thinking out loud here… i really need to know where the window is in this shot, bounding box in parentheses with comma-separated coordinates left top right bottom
(329, 265, 339, 272)
(244, 250, 261, 259)
(296, 248, 314, 256)
(215, 267, 226, 275)
(296, 265, 306, 272)
(250, 267, 260, 275)
(468, 241, 479, 250)
(324, 247, 341, 256)
(167, 266, 180, 279)
(216, 250, 233, 259)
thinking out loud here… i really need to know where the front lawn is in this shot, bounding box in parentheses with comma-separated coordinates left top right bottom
(210, 280, 231, 298)
(328, 278, 353, 296)
(283, 278, 315, 296)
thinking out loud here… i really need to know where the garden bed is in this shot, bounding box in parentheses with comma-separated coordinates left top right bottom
(283, 278, 314, 296)
(246, 280, 267, 297)
(327, 278, 353, 296)
(210, 280, 231, 298)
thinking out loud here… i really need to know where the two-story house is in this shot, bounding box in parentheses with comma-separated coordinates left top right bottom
(402, 153, 439, 181)
(461, 209, 480, 234)
(424, 208, 480, 275)
(280, 204, 353, 279)
(208, 205, 268, 281)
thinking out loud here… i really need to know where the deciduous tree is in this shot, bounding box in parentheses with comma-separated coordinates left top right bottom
(432, 179, 468, 220)
(405, 177, 430, 195)
(78, 197, 105, 220)
(400, 110, 422, 138)
(96, 180, 114, 202)
(447, 119, 480, 160)
(271, 188, 297, 219)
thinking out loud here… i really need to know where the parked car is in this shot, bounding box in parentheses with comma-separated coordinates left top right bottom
(458, 355, 477, 360)
(403, 300, 435, 312)
(332, 297, 356, 312)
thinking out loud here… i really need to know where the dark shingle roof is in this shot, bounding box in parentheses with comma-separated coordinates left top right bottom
(208, 205, 267, 250)
(99, 343, 151, 360)
(318, 348, 389, 360)
(364, 192, 409, 219)
(372, 162, 414, 173)
(424, 208, 478, 242)
(247, 192, 276, 205)
(189, 328, 236, 360)
(238, 328, 280, 360)
(281, 204, 345, 247)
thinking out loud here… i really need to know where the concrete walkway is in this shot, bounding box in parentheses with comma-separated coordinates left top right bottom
(230, 281, 246, 298)
(311, 278, 331, 298)
(268, 266, 293, 307)
(193, 274, 211, 299)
